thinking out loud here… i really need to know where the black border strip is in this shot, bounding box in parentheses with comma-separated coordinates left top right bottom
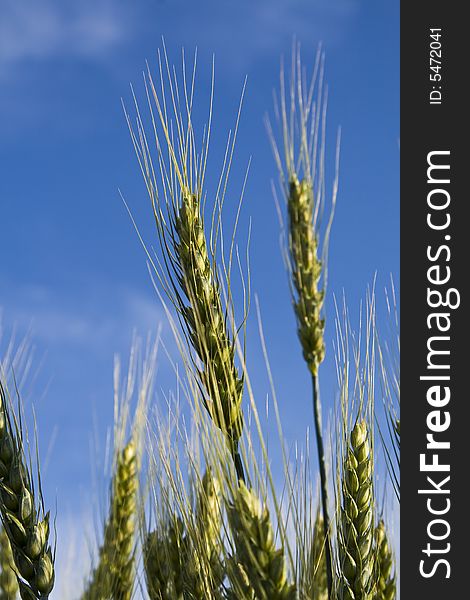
(401, 4, 466, 596)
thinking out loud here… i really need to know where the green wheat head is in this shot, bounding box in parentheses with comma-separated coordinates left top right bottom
(126, 49, 248, 481)
(288, 176, 325, 375)
(143, 477, 224, 600)
(337, 421, 375, 600)
(0, 381, 54, 600)
(227, 482, 297, 600)
(188, 470, 224, 598)
(267, 46, 338, 378)
(174, 191, 244, 450)
(81, 440, 138, 600)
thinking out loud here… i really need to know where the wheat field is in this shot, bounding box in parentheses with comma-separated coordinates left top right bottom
(0, 45, 399, 600)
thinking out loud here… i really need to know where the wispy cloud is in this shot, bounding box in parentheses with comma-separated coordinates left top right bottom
(54, 511, 92, 598)
(151, 0, 358, 72)
(0, 0, 132, 77)
(0, 280, 164, 358)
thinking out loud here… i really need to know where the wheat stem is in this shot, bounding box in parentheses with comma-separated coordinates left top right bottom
(312, 375, 332, 597)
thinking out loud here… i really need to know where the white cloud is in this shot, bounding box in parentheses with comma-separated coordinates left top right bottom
(0, 280, 165, 357)
(0, 0, 131, 76)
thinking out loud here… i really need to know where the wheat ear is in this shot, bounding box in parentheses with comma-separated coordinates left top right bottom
(374, 521, 395, 600)
(144, 470, 224, 600)
(288, 175, 325, 375)
(338, 420, 375, 600)
(127, 52, 247, 482)
(227, 482, 296, 600)
(303, 508, 328, 600)
(0, 381, 54, 600)
(289, 173, 333, 596)
(0, 526, 18, 599)
(174, 191, 245, 478)
(82, 440, 138, 600)
(188, 470, 224, 598)
(268, 47, 338, 596)
(144, 517, 186, 600)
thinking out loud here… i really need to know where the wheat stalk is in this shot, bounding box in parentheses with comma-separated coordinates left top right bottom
(303, 508, 328, 600)
(374, 521, 395, 600)
(267, 45, 339, 597)
(227, 482, 296, 600)
(174, 191, 245, 476)
(0, 526, 18, 599)
(144, 516, 186, 600)
(188, 470, 224, 598)
(126, 48, 248, 483)
(144, 466, 224, 600)
(288, 175, 325, 376)
(337, 420, 375, 600)
(81, 439, 138, 600)
(287, 160, 333, 596)
(0, 381, 54, 600)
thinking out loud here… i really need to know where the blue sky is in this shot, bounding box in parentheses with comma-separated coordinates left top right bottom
(0, 0, 398, 589)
